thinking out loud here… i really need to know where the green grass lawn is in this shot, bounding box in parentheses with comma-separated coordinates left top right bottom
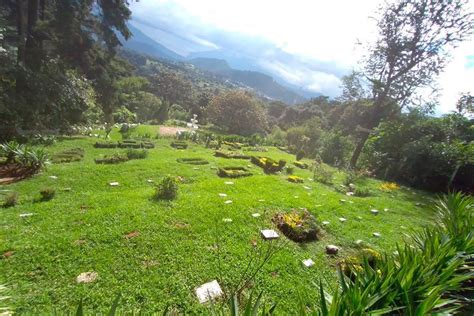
(0, 127, 436, 313)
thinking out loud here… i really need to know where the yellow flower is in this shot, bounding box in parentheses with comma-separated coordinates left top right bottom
(379, 182, 400, 191)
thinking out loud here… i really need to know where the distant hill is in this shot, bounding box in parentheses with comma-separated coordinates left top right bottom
(190, 58, 307, 104)
(122, 24, 184, 61)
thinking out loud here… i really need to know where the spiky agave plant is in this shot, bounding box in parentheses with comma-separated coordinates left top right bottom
(0, 141, 22, 164)
(311, 192, 474, 315)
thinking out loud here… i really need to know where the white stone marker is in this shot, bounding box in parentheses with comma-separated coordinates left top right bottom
(147, 179, 154, 183)
(109, 182, 119, 186)
(322, 221, 330, 226)
(303, 186, 311, 190)
(49, 175, 58, 179)
(340, 199, 346, 203)
(218, 193, 227, 197)
(346, 192, 354, 196)
(224, 200, 233, 204)
(193, 167, 200, 170)
(339, 217, 347, 222)
(222, 218, 232, 223)
(76, 271, 98, 284)
(19, 213, 34, 218)
(261, 229, 279, 240)
(258, 199, 265, 202)
(384, 208, 389, 212)
(195, 280, 223, 303)
(224, 181, 234, 185)
(354, 239, 364, 245)
(251, 213, 261, 218)
(371, 209, 379, 215)
(373, 232, 381, 238)
(302, 259, 315, 267)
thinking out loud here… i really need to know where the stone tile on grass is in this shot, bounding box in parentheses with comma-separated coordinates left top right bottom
(76, 271, 98, 284)
(302, 258, 315, 267)
(261, 229, 279, 240)
(109, 182, 119, 187)
(195, 280, 223, 303)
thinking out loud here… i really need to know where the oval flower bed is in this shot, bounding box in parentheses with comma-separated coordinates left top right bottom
(217, 166, 252, 178)
(287, 175, 304, 183)
(177, 158, 209, 165)
(250, 156, 286, 174)
(272, 209, 320, 242)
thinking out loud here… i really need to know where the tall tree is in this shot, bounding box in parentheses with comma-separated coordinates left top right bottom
(349, 0, 474, 167)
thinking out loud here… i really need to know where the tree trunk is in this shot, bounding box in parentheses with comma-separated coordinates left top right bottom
(350, 131, 370, 168)
(16, 0, 28, 66)
(25, 0, 40, 70)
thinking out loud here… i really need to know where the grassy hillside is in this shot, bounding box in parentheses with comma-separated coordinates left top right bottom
(0, 126, 436, 313)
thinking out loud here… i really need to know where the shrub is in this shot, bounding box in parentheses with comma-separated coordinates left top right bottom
(286, 167, 294, 175)
(177, 158, 209, 165)
(273, 210, 320, 242)
(170, 141, 188, 149)
(294, 161, 309, 169)
(126, 149, 148, 160)
(51, 148, 84, 163)
(217, 167, 252, 178)
(94, 153, 129, 164)
(287, 175, 304, 183)
(354, 187, 371, 197)
(3, 192, 18, 208)
(296, 150, 305, 161)
(312, 162, 334, 184)
(94, 142, 118, 149)
(40, 188, 55, 201)
(155, 176, 178, 200)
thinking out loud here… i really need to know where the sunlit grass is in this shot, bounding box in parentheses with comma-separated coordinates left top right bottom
(0, 127, 436, 313)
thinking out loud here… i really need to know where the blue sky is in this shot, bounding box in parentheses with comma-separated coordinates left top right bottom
(129, 0, 474, 113)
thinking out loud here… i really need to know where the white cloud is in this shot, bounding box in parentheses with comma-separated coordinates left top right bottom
(131, 0, 474, 111)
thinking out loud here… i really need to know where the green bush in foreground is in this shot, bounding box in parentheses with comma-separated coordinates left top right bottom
(155, 177, 178, 200)
(2, 192, 18, 208)
(40, 188, 55, 201)
(313, 192, 473, 315)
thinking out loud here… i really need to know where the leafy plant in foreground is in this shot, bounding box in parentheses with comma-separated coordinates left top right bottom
(311, 192, 473, 315)
(155, 176, 178, 200)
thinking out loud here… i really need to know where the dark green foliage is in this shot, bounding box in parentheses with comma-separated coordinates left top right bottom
(293, 161, 308, 169)
(94, 141, 154, 149)
(217, 167, 252, 178)
(3, 192, 18, 208)
(170, 141, 188, 149)
(40, 188, 55, 201)
(176, 158, 209, 165)
(285, 167, 294, 175)
(354, 187, 371, 197)
(94, 142, 118, 149)
(250, 156, 286, 174)
(52, 148, 84, 164)
(94, 153, 129, 164)
(363, 112, 473, 192)
(214, 151, 250, 159)
(320, 132, 353, 166)
(125, 149, 148, 160)
(155, 177, 178, 201)
(296, 150, 305, 161)
(312, 162, 334, 185)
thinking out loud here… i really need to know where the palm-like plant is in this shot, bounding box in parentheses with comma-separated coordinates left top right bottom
(0, 141, 22, 164)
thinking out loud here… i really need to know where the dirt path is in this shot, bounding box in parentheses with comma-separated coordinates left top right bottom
(158, 126, 190, 136)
